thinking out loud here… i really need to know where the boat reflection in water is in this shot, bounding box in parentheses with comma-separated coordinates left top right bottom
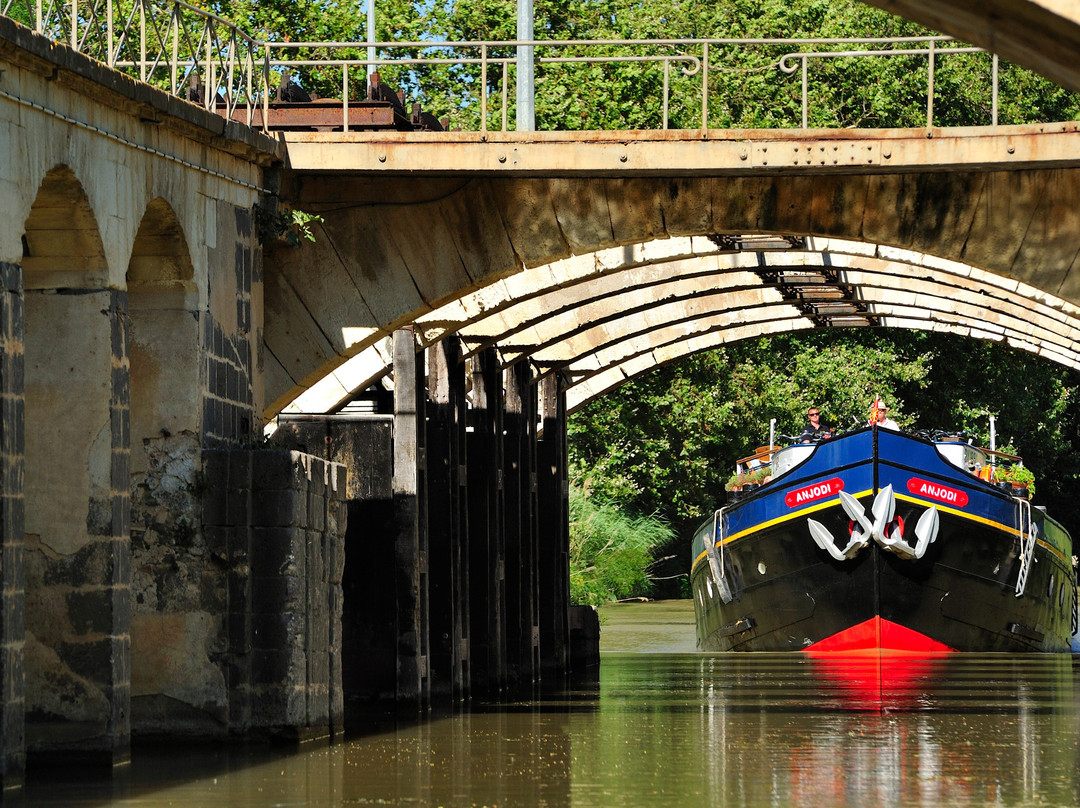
(805, 650, 951, 712)
(681, 652, 1080, 807)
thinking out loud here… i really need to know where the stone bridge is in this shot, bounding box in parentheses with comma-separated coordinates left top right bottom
(1, 0, 1080, 790)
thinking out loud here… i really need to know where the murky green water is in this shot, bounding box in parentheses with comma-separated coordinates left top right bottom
(19, 600, 1080, 806)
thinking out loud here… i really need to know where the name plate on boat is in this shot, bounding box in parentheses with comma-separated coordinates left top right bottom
(907, 477, 969, 507)
(785, 478, 844, 507)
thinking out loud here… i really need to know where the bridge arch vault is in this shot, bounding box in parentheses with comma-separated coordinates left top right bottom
(269, 139, 1080, 416)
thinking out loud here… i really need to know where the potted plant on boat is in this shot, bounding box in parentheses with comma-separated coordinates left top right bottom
(994, 462, 1036, 498)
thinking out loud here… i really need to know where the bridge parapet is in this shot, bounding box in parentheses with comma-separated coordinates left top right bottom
(2, 0, 1069, 135)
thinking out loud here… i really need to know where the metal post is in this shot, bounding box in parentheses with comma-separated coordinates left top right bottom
(801, 56, 808, 129)
(701, 42, 708, 131)
(926, 39, 936, 127)
(992, 53, 999, 127)
(366, 0, 375, 78)
(516, 0, 534, 131)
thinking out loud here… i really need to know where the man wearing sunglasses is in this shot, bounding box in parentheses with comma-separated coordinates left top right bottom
(799, 406, 833, 442)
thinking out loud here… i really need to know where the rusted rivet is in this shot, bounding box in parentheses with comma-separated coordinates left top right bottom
(378, 153, 387, 162)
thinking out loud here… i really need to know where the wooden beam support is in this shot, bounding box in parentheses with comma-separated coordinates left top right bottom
(426, 336, 469, 702)
(466, 349, 506, 696)
(537, 373, 570, 679)
(503, 361, 540, 689)
(392, 328, 428, 707)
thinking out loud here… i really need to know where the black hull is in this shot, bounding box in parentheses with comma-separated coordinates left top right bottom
(692, 429, 1076, 653)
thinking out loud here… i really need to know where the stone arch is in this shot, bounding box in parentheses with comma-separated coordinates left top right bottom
(21, 164, 129, 757)
(22, 165, 108, 289)
(127, 197, 199, 473)
(125, 198, 225, 735)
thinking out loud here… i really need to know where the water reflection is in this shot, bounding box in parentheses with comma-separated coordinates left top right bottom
(16, 601, 1080, 807)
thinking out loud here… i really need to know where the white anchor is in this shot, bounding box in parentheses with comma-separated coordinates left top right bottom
(808, 484, 940, 561)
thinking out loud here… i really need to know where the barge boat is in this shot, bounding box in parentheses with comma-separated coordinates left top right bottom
(691, 426, 1077, 653)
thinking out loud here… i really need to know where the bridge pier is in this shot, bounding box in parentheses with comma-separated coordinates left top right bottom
(276, 331, 575, 715)
(0, 261, 24, 788)
(538, 375, 571, 680)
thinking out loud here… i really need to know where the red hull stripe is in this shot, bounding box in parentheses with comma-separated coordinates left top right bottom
(806, 616, 956, 654)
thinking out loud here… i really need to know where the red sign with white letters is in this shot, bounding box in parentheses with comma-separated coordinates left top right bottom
(906, 477, 968, 507)
(785, 478, 844, 508)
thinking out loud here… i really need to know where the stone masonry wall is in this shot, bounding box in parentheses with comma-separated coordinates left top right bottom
(203, 448, 347, 740)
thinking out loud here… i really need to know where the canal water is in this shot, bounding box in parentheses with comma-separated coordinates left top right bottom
(19, 600, 1080, 807)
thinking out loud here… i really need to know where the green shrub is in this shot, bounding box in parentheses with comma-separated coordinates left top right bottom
(569, 485, 675, 606)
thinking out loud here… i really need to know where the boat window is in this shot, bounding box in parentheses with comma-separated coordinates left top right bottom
(1048, 575, 1055, 599)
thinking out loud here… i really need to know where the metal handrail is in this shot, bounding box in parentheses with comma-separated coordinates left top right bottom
(0, 1, 1027, 134)
(2, 0, 271, 125)
(1014, 497, 1036, 597)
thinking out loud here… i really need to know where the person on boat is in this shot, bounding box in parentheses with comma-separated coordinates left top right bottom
(799, 406, 833, 442)
(868, 398, 899, 430)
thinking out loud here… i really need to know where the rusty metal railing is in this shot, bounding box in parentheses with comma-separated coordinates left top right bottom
(0, 0, 1015, 134)
(1, 0, 271, 125)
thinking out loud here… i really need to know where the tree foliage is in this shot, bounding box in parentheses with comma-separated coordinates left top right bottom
(198, 0, 1079, 130)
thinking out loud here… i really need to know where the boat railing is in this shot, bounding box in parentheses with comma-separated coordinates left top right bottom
(734, 445, 778, 474)
(1014, 497, 1037, 597)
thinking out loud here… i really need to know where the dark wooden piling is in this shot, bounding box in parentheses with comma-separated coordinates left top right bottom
(466, 349, 507, 695)
(427, 336, 469, 702)
(537, 374, 570, 678)
(393, 328, 428, 708)
(503, 362, 540, 688)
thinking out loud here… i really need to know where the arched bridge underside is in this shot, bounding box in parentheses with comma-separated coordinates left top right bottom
(285, 236, 1080, 416)
(269, 128, 1080, 418)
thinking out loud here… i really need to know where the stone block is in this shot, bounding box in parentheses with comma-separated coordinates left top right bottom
(249, 682, 307, 729)
(308, 496, 325, 531)
(308, 459, 326, 496)
(227, 612, 250, 655)
(65, 589, 118, 636)
(226, 450, 253, 490)
(250, 575, 304, 611)
(57, 636, 114, 687)
(251, 451, 298, 490)
(225, 490, 250, 527)
(203, 525, 229, 560)
(331, 464, 348, 499)
(252, 487, 306, 529)
(251, 611, 303, 652)
(249, 649, 303, 687)
(201, 483, 229, 528)
(251, 526, 303, 578)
